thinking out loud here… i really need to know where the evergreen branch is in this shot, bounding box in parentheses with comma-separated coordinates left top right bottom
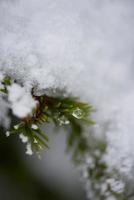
(0, 76, 129, 199)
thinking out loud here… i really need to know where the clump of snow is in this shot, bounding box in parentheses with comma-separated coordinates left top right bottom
(14, 124, 20, 130)
(0, 0, 134, 193)
(8, 83, 37, 118)
(19, 133, 28, 143)
(26, 143, 33, 155)
(106, 178, 125, 194)
(5, 131, 10, 137)
(31, 124, 38, 130)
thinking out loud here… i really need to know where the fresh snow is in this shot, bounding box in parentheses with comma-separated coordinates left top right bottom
(0, 0, 134, 190)
(8, 83, 37, 118)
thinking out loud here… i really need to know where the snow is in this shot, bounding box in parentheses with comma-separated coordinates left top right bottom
(106, 178, 125, 194)
(0, 0, 134, 195)
(26, 143, 33, 155)
(19, 133, 28, 143)
(8, 83, 37, 118)
(5, 131, 10, 137)
(31, 124, 38, 130)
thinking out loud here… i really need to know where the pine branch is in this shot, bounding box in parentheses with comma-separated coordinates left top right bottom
(0, 76, 129, 200)
(0, 77, 94, 157)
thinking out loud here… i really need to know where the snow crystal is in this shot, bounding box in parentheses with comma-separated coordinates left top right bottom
(72, 108, 84, 119)
(0, 0, 134, 183)
(58, 116, 70, 126)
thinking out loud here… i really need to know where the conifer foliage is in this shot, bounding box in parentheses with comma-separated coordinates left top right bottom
(0, 76, 129, 200)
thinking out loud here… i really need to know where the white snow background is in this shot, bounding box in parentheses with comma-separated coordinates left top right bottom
(0, 0, 134, 177)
